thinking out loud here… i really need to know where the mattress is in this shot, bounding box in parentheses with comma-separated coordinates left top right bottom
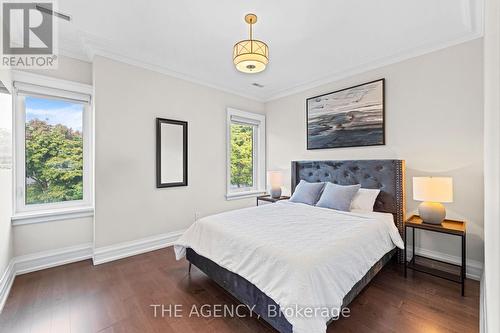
(174, 202, 404, 333)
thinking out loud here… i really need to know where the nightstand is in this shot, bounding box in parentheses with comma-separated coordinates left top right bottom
(256, 195, 290, 206)
(404, 215, 466, 296)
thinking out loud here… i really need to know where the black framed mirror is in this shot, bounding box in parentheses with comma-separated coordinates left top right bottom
(156, 118, 188, 188)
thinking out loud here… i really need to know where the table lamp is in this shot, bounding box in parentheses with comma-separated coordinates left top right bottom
(413, 177, 453, 224)
(268, 170, 284, 198)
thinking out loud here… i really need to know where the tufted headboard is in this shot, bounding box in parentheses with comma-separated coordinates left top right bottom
(291, 159, 406, 261)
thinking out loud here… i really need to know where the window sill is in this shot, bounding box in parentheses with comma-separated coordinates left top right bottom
(11, 207, 94, 226)
(225, 190, 267, 201)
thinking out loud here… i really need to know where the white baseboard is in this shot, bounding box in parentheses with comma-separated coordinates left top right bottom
(1, 231, 482, 315)
(0, 230, 185, 313)
(0, 260, 15, 313)
(0, 243, 93, 314)
(14, 243, 93, 275)
(407, 247, 483, 280)
(93, 229, 185, 265)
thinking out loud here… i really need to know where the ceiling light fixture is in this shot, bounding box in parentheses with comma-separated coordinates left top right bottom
(233, 13, 269, 74)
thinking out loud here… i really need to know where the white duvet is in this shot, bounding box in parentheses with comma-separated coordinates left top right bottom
(174, 201, 404, 333)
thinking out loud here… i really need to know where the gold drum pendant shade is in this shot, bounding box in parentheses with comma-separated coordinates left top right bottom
(233, 14, 269, 73)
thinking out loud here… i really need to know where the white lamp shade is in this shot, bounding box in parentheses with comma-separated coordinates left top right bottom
(413, 177, 453, 203)
(268, 170, 284, 187)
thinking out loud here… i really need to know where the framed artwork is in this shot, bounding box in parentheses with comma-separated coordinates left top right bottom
(306, 79, 385, 149)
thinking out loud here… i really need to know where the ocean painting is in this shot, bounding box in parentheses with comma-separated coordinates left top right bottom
(307, 79, 385, 149)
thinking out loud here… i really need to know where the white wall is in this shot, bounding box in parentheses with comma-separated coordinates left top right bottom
(12, 56, 94, 257)
(93, 56, 264, 248)
(21, 55, 93, 85)
(4, 39, 487, 286)
(0, 170, 13, 273)
(0, 90, 13, 278)
(483, 0, 500, 330)
(13, 218, 93, 256)
(266, 39, 484, 266)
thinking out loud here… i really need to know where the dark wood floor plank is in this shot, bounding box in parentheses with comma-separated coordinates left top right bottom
(0, 247, 479, 333)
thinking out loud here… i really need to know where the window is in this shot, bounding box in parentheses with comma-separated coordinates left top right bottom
(13, 80, 93, 216)
(226, 108, 265, 199)
(230, 123, 255, 189)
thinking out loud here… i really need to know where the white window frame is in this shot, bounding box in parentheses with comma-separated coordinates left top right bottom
(226, 108, 266, 200)
(11, 71, 94, 224)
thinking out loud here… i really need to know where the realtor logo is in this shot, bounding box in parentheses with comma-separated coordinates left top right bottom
(1, 0, 58, 68)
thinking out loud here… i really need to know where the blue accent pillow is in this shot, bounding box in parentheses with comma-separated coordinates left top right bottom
(316, 183, 361, 211)
(289, 180, 325, 205)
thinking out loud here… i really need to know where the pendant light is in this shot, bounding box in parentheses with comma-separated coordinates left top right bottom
(233, 13, 269, 74)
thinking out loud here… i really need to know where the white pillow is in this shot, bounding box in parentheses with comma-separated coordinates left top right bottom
(350, 188, 380, 212)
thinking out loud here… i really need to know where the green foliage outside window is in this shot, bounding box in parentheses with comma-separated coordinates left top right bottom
(25, 119, 83, 204)
(230, 124, 254, 188)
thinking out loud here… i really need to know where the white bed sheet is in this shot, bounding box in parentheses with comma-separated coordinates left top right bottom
(174, 201, 404, 333)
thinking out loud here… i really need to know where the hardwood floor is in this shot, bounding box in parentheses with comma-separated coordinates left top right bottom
(0, 247, 479, 333)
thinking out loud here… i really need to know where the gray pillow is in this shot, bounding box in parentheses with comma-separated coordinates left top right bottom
(289, 180, 325, 205)
(316, 183, 361, 211)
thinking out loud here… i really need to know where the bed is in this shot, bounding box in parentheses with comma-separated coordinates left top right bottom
(174, 159, 406, 333)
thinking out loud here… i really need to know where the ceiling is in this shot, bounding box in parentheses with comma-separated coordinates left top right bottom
(54, 0, 483, 101)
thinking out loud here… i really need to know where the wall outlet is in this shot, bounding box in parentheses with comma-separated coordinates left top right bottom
(194, 212, 201, 221)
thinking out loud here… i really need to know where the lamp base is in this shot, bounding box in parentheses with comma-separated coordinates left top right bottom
(270, 187, 282, 199)
(418, 202, 446, 224)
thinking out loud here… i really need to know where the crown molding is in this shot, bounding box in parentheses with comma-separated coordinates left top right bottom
(55, 0, 483, 104)
(262, 0, 484, 101)
(83, 39, 265, 103)
(79, 32, 484, 104)
(263, 32, 483, 102)
(80, 31, 483, 104)
(58, 47, 92, 63)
